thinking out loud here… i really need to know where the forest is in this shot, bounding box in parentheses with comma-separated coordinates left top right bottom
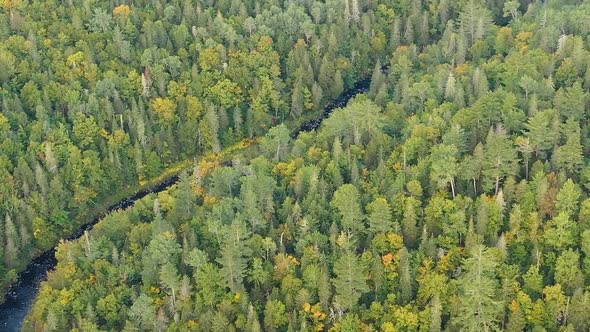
(0, 0, 383, 302)
(1, 0, 590, 331)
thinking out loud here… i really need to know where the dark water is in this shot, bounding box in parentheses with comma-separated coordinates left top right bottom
(0, 78, 372, 331)
(291, 78, 371, 139)
(0, 176, 179, 331)
(0, 250, 57, 332)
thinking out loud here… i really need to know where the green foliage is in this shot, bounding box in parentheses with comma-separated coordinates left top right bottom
(332, 251, 369, 311)
(367, 197, 394, 234)
(332, 184, 365, 235)
(453, 245, 501, 331)
(0, 0, 394, 299)
(261, 125, 290, 162)
(14, 1, 590, 331)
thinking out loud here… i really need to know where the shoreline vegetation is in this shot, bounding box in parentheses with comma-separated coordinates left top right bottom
(2, 0, 590, 331)
(1, 73, 373, 308)
(0, 0, 384, 307)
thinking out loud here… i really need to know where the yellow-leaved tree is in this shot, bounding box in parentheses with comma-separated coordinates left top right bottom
(152, 98, 178, 124)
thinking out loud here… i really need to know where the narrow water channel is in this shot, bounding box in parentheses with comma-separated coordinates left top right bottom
(0, 175, 180, 331)
(0, 77, 371, 331)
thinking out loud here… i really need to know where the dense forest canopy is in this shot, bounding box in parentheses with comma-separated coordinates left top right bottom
(0, 0, 403, 301)
(2, 0, 590, 330)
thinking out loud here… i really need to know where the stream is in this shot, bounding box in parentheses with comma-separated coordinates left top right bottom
(0, 77, 371, 331)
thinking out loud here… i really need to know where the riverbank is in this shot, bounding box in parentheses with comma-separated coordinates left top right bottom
(0, 140, 258, 331)
(0, 75, 373, 331)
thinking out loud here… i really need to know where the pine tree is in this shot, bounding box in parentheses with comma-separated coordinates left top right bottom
(543, 212, 578, 252)
(318, 266, 331, 311)
(569, 290, 590, 331)
(4, 215, 18, 267)
(205, 105, 221, 152)
(430, 144, 459, 198)
(473, 68, 489, 98)
(418, 12, 430, 46)
(332, 250, 368, 310)
(455, 33, 466, 65)
(403, 16, 414, 44)
(264, 299, 287, 331)
(331, 184, 364, 235)
(233, 106, 243, 139)
(555, 179, 581, 216)
(332, 70, 344, 100)
(44, 308, 60, 332)
(217, 239, 247, 293)
(444, 72, 456, 101)
(429, 294, 442, 332)
(460, 143, 485, 195)
(454, 245, 501, 331)
(555, 121, 583, 175)
(243, 189, 264, 232)
(554, 82, 587, 121)
(44, 143, 58, 173)
(398, 247, 413, 304)
(160, 262, 180, 308)
(247, 304, 262, 332)
(173, 171, 194, 222)
(369, 60, 384, 97)
(458, 0, 493, 46)
(350, 0, 360, 23)
(402, 196, 420, 248)
(344, 0, 350, 21)
(443, 125, 466, 154)
(543, 284, 567, 330)
(555, 249, 584, 295)
(318, 56, 334, 98)
(525, 109, 560, 157)
(311, 81, 323, 111)
(291, 79, 305, 118)
(211, 312, 230, 332)
(350, 159, 360, 185)
(522, 266, 542, 299)
(482, 126, 519, 195)
(261, 124, 290, 162)
(391, 19, 401, 49)
(367, 197, 393, 234)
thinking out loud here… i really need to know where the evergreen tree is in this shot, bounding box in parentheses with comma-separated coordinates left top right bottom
(544, 212, 578, 252)
(555, 121, 584, 175)
(331, 184, 364, 235)
(402, 196, 420, 248)
(429, 294, 442, 332)
(217, 239, 247, 293)
(3, 215, 18, 267)
(430, 144, 459, 198)
(367, 197, 393, 234)
(398, 247, 413, 304)
(332, 251, 369, 311)
(453, 245, 501, 331)
(555, 249, 584, 295)
(160, 262, 181, 308)
(482, 126, 519, 194)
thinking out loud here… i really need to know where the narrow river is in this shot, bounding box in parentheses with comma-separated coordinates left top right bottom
(0, 77, 371, 331)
